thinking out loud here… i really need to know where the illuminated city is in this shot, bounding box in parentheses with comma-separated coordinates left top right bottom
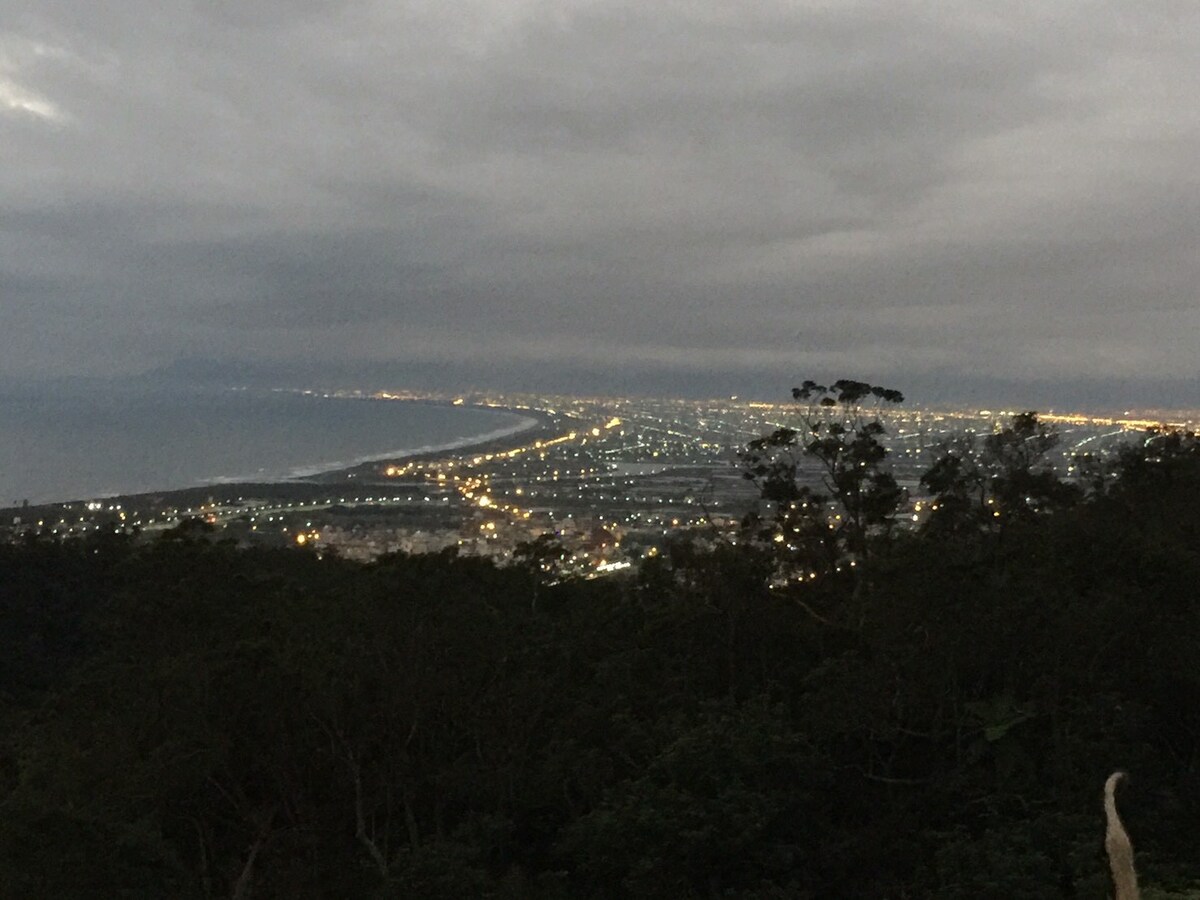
(6, 390, 1193, 573)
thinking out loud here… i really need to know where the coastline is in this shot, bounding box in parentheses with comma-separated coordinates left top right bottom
(1, 400, 559, 515)
(204, 413, 542, 485)
(305, 405, 567, 482)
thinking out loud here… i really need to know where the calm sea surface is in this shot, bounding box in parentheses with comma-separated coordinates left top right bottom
(0, 388, 534, 505)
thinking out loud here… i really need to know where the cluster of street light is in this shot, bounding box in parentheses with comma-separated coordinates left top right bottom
(8, 390, 1194, 571)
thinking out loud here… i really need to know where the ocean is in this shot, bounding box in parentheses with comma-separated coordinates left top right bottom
(0, 387, 535, 506)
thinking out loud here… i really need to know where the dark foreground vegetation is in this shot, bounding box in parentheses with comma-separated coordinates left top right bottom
(2, 383, 1200, 898)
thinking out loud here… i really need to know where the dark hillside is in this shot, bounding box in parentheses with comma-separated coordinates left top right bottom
(2, 409, 1199, 897)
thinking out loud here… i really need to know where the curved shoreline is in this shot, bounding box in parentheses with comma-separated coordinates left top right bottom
(202, 413, 541, 485)
(1, 400, 555, 513)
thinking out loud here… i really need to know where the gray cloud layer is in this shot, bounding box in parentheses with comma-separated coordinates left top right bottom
(2, 1, 1198, 401)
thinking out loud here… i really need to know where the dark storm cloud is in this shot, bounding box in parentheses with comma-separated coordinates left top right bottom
(1, 1, 1198, 404)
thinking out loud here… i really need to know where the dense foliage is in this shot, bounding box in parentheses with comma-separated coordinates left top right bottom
(3, 399, 1200, 897)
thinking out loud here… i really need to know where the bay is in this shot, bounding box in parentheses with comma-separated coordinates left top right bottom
(0, 387, 534, 506)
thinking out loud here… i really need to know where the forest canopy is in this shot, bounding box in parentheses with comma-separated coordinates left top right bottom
(2, 387, 1200, 898)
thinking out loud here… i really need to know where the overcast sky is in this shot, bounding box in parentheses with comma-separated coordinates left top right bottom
(2, 1, 1198, 404)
